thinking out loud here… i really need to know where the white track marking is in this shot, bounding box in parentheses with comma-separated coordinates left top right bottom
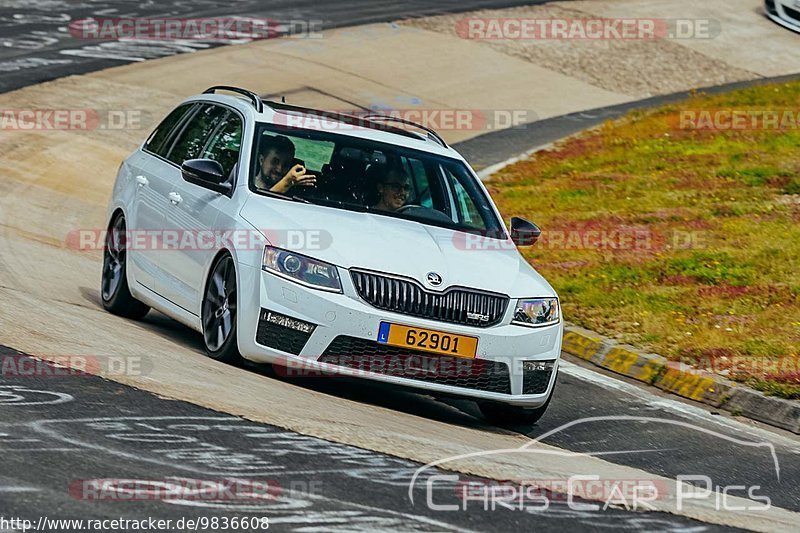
(559, 360, 800, 450)
(0, 385, 73, 406)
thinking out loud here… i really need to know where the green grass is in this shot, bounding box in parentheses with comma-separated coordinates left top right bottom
(490, 80, 800, 398)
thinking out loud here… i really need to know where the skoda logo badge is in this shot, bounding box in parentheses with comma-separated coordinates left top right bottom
(426, 272, 443, 287)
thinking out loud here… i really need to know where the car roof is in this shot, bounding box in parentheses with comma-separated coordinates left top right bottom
(182, 87, 465, 161)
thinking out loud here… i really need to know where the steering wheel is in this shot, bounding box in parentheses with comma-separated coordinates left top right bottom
(396, 204, 455, 224)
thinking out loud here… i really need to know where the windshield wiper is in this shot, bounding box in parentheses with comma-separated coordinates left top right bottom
(258, 189, 375, 212)
(302, 196, 369, 212)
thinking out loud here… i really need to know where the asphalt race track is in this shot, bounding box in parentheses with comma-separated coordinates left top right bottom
(0, 0, 546, 94)
(0, 348, 728, 532)
(1, 1, 799, 532)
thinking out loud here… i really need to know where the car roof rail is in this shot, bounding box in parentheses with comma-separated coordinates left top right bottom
(262, 100, 430, 144)
(362, 114, 448, 148)
(203, 86, 263, 113)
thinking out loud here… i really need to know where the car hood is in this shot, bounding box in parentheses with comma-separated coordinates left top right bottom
(240, 196, 556, 298)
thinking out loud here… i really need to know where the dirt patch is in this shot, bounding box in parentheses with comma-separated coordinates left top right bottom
(403, 3, 758, 98)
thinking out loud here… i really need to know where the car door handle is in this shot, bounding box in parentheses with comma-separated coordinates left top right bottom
(135, 175, 149, 187)
(168, 192, 182, 205)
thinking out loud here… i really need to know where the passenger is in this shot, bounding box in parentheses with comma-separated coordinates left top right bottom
(254, 135, 316, 193)
(372, 168, 411, 212)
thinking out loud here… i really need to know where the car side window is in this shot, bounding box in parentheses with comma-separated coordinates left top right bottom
(402, 156, 432, 208)
(144, 103, 194, 157)
(167, 104, 227, 166)
(443, 166, 489, 230)
(200, 111, 243, 178)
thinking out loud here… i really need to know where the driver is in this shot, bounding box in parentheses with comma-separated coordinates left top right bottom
(372, 167, 411, 212)
(254, 134, 316, 193)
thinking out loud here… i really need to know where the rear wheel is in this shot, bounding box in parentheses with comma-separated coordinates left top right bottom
(201, 254, 242, 364)
(101, 213, 150, 320)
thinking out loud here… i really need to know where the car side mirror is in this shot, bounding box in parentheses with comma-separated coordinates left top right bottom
(510, 217, 541, 246)
(181, 159, 232, 194)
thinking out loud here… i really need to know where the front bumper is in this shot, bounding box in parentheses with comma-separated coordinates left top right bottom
(765, 1, 800, 32)
(237, 263, 563, 407)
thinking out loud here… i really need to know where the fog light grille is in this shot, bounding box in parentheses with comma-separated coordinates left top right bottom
(522, 360, 555, 394)
(256, 309, 315, 355)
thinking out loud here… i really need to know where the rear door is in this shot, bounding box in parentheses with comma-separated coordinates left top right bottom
(151, 103, 234, 313)
(130, 103, 195, 290)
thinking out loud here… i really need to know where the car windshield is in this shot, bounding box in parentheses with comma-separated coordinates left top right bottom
(249, 123, 505, 236)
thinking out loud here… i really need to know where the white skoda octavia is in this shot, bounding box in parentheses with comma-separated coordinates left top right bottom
(102, 86, 562, 425)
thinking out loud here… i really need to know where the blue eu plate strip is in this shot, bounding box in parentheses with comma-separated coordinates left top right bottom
(377, 322, 390, 344)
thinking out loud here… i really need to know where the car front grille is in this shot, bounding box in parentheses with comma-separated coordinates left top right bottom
(320, 336, 512, 394)
(350, 269, 509, 328)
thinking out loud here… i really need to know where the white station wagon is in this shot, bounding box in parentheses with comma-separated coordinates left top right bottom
(102, 86, 563, 424)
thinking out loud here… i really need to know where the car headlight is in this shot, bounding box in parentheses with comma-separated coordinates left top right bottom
(262, 246, 342, 292)
(512, 297, 560, 327)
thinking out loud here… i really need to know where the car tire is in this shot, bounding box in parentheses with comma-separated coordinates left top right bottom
(101, 213, 150, 320)
(478, 373, 557, 427)
(201, 253, 243, 365)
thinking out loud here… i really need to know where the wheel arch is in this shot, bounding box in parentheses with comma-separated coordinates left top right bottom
(105, 206, 133, 289)
(107, 206, 126, 229)
(199, 248, 244, 363)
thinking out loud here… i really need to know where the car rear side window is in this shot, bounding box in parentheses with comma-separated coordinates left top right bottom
(144, 103, 194, 157)
(167, 104, 227, 166)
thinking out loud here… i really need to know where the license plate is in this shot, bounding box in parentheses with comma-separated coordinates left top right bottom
(377, 322, 478, 358)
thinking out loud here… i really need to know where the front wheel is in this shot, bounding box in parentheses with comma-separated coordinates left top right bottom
(201, 254, 242, 365)
(101, 213, 150, 320)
